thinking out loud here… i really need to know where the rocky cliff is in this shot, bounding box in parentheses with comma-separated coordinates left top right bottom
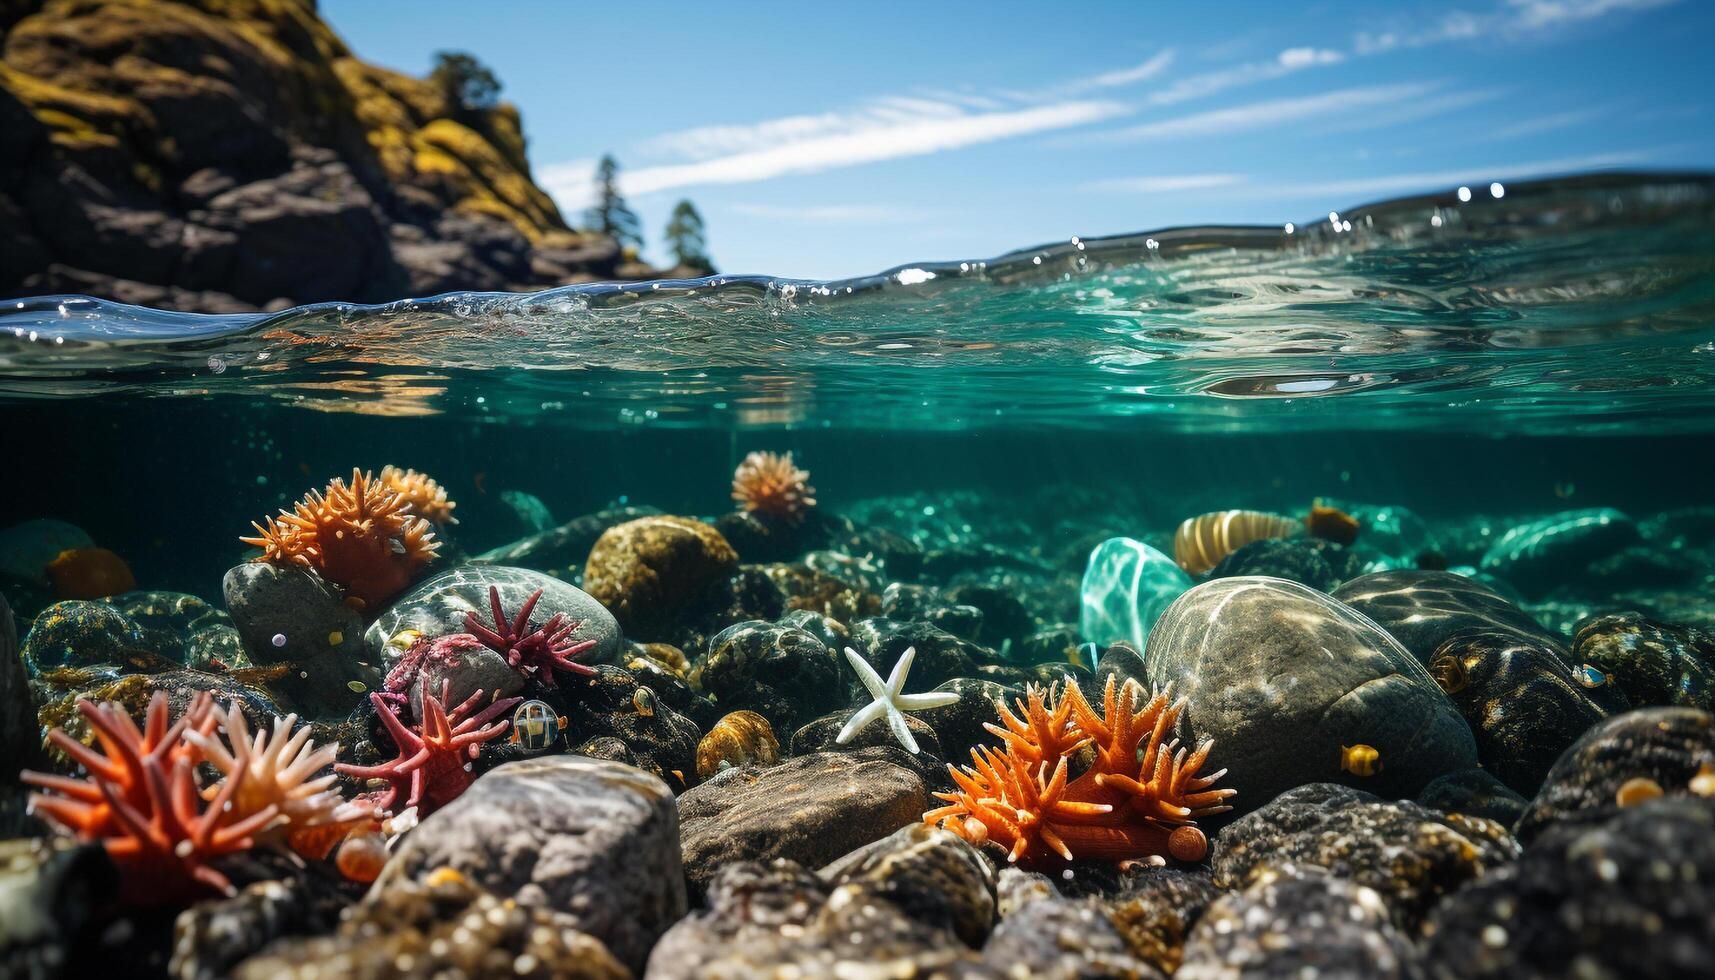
(0, 0, 678, 312)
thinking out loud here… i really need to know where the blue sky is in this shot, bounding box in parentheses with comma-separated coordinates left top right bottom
(324, 0, 1712, 279)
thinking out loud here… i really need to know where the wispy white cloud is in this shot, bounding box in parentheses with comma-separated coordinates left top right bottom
(727, 203, 928, 224)
(1148, 47, 1345, 106)
(1090, 174, 1246, 193)
(1469, 105, 1609, 141)
(568, 98, 1128, 199)
(1096, 82, 1439, 142)
(1356, 0, 1679, 53)
(1055, 50, 1177, 96)
(1227, 149, 1659, 200)
(1314, 87, 1505, 133)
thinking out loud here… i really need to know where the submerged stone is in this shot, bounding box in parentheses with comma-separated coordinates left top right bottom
(1144, 576, 1478, 814)
(1572, 612, 1715, 712)
(1333, 568, 1564, 666)
(1480, 508, 1640, 596)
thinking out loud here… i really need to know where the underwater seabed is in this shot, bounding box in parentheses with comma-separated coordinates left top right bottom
(3, 170, 1715, 976)
(2, 409, 1714, 976)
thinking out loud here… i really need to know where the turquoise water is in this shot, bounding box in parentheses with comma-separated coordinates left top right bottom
(5, 171, 1713, 434)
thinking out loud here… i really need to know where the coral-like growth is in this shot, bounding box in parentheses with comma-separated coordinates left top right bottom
(380, 465, 459, 525)
(21, 692, 279, 906)
(731, 451, 816, 520)
(464, 586, 598, 687)
(185, 704, 375, 846)
(925, 676, 1233, 869)
(336, 679, 520, 816)
(242, 468, 440, 610)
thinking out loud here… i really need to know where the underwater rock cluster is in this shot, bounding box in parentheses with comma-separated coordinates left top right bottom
(5, 467, 1715, 977)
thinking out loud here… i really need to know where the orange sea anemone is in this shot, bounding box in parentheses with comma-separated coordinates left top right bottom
(47, 546, 136, 599)
(184, 704, 376, 852)
(242, 468, 439, 611)
(925, 676, 1233, 869)
(731, 451, 816, 520)
(21, 692, 278, 907)
(380, 465, 458, 525)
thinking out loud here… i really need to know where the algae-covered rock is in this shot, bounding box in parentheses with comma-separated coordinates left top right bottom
(0, 0, 673, 311)
(582, 515, 738, 640)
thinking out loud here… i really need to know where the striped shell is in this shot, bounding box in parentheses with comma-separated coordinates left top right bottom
(695, 710, 780, 779)
(1173, 510, 1303, 576)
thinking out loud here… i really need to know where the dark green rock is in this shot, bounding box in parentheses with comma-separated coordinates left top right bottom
(1572, 612, 1715, 712)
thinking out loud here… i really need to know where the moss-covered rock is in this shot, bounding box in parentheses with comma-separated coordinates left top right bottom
(0, 0, 672, 309)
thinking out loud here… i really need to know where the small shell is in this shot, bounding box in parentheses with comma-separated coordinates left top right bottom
(632, 687, 657, 717)
(1305, 504, 1361, 546)
(1615, 776, 1664, 807)
(1430, 654, 1470, 695)
(1174, 510, 1302, 576)
(696, 710, 780, 780)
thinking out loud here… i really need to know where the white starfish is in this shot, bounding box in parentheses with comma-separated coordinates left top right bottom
(836, 646, 958, 754)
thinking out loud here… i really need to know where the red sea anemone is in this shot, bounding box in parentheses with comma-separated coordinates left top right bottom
(242, 468, 439, 611)
(925, 676, 1233, 869)
(336, 679, 519, 816)
(21, 692, 280, 907)
(731, 451, 816, 521)
(464, 586, 599, 687)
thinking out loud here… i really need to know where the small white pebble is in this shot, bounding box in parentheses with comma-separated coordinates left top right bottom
(1482, 924, 1508, 948)
(271, 633, 287, 648)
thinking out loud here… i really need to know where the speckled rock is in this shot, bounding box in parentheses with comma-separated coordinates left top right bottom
(222, 563, 374, 716)
(1213, 783, 1519, 931)
(676, 751, 930, 896)
(945, 583, 1034, 646)
(400, 634, 525, 720)
(1144, 577, 1478, 814)
(882, 582, 985, 641)
(818, 823, 997, 947)
(644, 859, 974, 978)
(19, 599, 155, 673)
(982, 890, 1167, 979)
(375, 755, 683, 973)
(713, 508, 845, 564)
(846, 618, 985, 703)
(36, 670, 282, 771)
(1424, 797, 1715, 979)
(582, 515, 738, 640)
(1206, 537, 1361, 593)
(170, 876, 346, 980)
(182, 624, 250, 672)
(553, 666, 699, 790)
(364, 564, 621, 668)
(912, 676, 1020, 760)
(1416, 768, 1530, 825)
(232, 869, 627, 980)
(1104, 868, 1223, 976)
(1572, 612, 1715, 712)
(1333, 569, 1565, 666)
(760, 562, 881, 625)
(1179, 865, 1421, 980)
(1480, 508, 1641, 597)
(1514, 706, 1715, 844)
(106, 591, 231, 664)
(698, 620, 843, 734)
(790, 708, 944, 762)
(1427, 629, 1625, 795)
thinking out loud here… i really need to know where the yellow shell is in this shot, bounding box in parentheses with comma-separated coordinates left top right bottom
(1174, 510, 1303, 576)
(696, 710, 780, 780)
(1689, 763, 1715, 798)
(1615, 776, 1664, 807)
(1341, 743, 1382, 778)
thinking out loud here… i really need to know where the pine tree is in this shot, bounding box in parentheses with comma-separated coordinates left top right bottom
(585, 155, 643, 253)
(663, 200, 710, 269)
(430, 51, 501, 113)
